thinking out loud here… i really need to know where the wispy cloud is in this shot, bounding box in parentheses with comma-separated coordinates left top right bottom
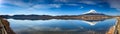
(3, 0, 32, 8)
(106, 0, 120, 11)
(79, 1, 96, 5)
(32, 4, 61, 9)
(54, 0, 68, 3)
(0, 0, 3, 4)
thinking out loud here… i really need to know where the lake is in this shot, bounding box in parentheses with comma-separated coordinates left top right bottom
(7, 18, 117, 34)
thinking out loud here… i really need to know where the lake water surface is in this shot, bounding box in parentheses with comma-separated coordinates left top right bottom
(7, 18, 117, 34)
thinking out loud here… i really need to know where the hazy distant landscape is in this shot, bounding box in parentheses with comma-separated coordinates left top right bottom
(0, 14, 113, 20)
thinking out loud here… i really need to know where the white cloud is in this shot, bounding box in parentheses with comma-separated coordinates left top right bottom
(32, 5, 52, 9)
(79, 1, 96, 5)
(31, 4, 61, 9)
(67, 4, 79, 6)
(4, 1, 31, 8)
(50, 4, 61, 8)
(28, 4, 61, 9)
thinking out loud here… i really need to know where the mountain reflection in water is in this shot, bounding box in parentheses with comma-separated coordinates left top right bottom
(7, 18, 116, 34)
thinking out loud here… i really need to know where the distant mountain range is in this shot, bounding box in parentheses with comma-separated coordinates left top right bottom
(0, 10, 113, 21)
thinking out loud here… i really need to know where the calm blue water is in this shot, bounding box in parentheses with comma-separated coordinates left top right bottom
(7, 18, 117, 34)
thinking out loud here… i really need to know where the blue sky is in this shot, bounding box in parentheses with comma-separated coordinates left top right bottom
(0, 0, 120, 16)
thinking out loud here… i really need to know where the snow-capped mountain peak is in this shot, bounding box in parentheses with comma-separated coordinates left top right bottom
(88, 9, 96, 13)
(83, 9, 97, 14)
